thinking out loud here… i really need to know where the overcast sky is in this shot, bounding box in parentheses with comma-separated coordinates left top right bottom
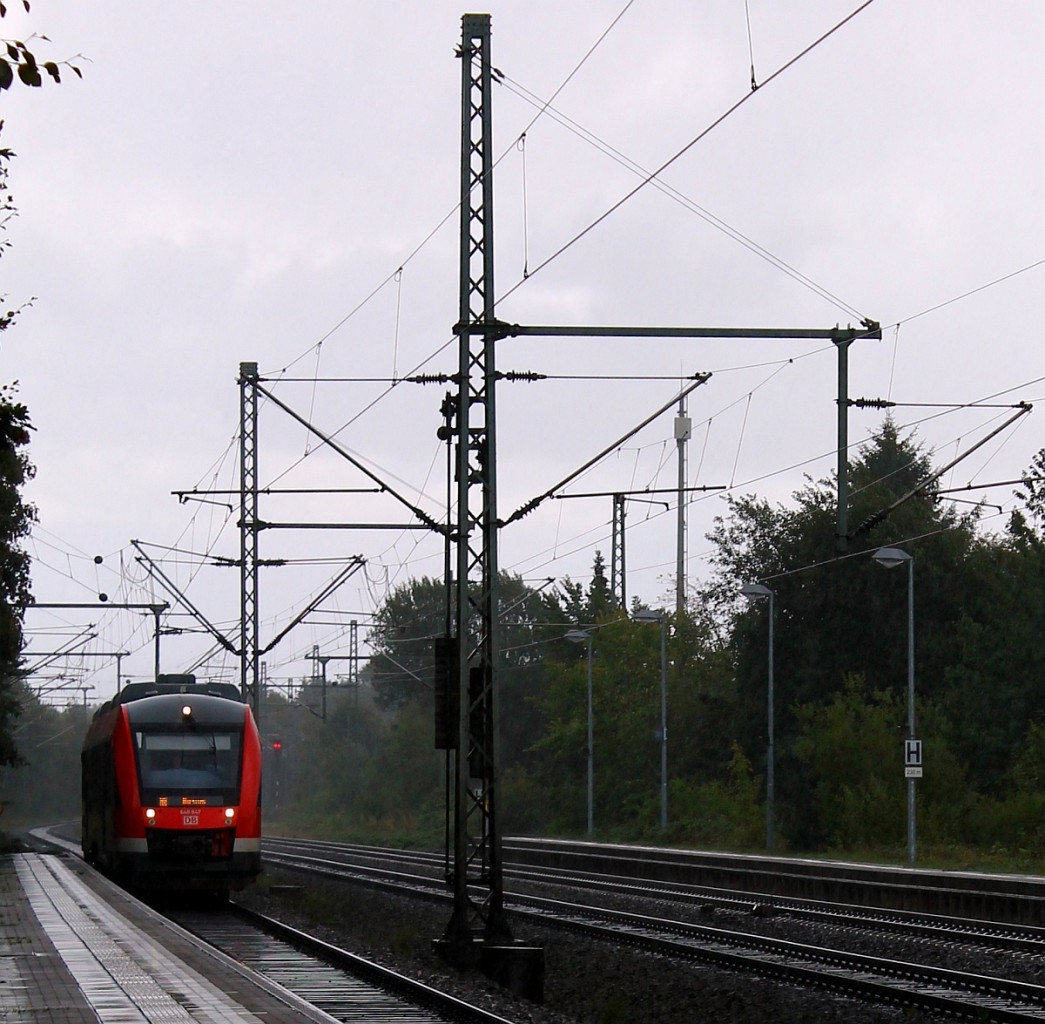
(3, 2, 1043, 703)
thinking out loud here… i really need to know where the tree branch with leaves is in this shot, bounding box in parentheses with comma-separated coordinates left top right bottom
(0, 1, 83, 89)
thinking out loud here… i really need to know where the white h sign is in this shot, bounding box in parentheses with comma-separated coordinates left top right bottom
(905, 739, 922, 777)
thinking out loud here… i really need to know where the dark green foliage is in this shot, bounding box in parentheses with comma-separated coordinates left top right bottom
(714, 422, 1045, 853)
(0, 687, 86, 819)
(668, 745, 763, 849)
(791, 676, 973, 850)
(0, 388, 33, 768)
(0, 122, 35, 770)
(263, 685, 446, 845)
(0, 681, 84, 824)
(277, 426, 1045, 864)
(524, 559, 743, 841)
(366, 571, 564, 767)
(367, 574, 447, 713)
(1012, 447, 1045, 527)
(531, 615, 657, 833)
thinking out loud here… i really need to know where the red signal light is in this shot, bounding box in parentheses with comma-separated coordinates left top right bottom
(271, 740, 282, 751)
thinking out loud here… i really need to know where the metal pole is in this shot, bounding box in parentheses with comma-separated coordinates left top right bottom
(566, 629, 595, 837)
(633, 610, 669, 829)
(448, 12, 510, 950)
(153, 607, 162, 680)
(872, 547, 915, 865)
(907, 557, 916, 865)
(675, 397, 690, 618)
(740, 582, 775, 852)
(659, 618, 668, 830)
(835, 337, 850, 551)
(239, 360, 260, 719)
(586, 635, 593, 838)
(612, 494, 627, 609)
(766, 590, 775, 853)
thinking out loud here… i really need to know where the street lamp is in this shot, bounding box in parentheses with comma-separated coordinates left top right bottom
(565, 629, 594, 837)
(873, 545, 916, 865)
(740, 582, 775, 852)
(633, 609, 668, 830)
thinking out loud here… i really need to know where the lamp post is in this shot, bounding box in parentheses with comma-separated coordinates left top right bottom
(740, 582, 775, 852)
(565, 629, 594, 837)
(633, 609, 668, 830)
(873, 546, 916, 865)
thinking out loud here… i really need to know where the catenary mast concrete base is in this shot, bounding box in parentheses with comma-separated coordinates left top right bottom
(433, 935, 545, 1002)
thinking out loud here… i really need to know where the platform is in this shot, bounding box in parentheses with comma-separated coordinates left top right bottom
(0, 851, 340, 1024)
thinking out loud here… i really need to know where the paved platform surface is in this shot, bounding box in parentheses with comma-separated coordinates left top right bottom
(0, 851, 340, 1024)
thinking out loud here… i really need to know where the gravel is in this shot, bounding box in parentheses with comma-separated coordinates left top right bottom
(236, 870, 976, 1024)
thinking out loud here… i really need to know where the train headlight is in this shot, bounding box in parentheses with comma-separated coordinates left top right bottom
(224, 807, 235, 821)
(181, 704, 193, 719)
(145, 807, 157, 821)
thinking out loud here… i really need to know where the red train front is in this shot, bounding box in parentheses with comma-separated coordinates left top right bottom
(81, 676, 262, 892)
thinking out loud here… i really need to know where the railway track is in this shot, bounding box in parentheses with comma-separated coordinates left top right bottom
(262, 836, 1045, 1022)
(264, 836, 1045, 953)
(171, 903, 515, 1024)
(29, 826, 517, 1024)
(506, 891, 1045, 1021)
(505, 837, 1045, 925)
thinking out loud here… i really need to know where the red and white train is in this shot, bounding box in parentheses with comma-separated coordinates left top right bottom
(81, 675, 262, 892)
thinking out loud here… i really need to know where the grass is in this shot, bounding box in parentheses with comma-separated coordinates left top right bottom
(265, 812, 1045, 877)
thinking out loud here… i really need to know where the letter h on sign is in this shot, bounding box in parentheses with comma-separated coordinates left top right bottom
(904, 739, 923, 778)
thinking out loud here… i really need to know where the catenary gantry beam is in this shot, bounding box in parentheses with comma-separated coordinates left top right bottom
(499, 321, 881, 548)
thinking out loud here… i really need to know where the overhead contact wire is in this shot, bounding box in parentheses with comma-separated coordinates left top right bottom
(497, 74, 865, 321)
(496, 0, 879, 306)
(509, 0, 638, 144)
(898, 257, 1045, 327)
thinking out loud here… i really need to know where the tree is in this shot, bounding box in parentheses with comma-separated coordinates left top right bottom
(0, 3, 83, 90)
(705, 419, 997, 847)
(529, 616, 661, 834)
(1010, 446, 1045, 541)
(940, 446, 1045, 794)
(365, 571, 565, 765)
(367, 575, 446, 713)
(0, 6, 83, 775)
(0, 124, 35, 769)
(0, 386, 33, 767)
(0, 684, 86, 817)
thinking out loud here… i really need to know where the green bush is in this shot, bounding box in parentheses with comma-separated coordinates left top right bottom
(669, 744, 763, 850)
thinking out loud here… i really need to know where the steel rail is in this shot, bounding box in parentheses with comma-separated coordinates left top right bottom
(264, 837, 1045, 953)
(175, 903, 516, 1024)
(262, 840, 1045, 1021)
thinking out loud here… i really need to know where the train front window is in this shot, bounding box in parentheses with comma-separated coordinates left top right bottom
(136, 731, 241, 805)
